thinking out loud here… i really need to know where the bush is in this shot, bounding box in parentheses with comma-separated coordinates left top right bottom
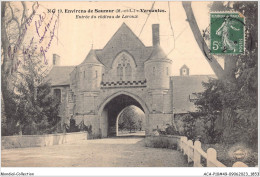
(165, 125, 179, 135)
(65, 119, 92, 137)
(222, 108, 258, 147)
(145, 136, 177, 150)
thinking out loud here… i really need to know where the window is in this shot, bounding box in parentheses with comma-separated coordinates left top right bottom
(125, 63, 132, 77)
(53, 89, 61, 103)
(95, 70, 98, 78)
(182, 69, 187, 75)
(189, 93, 199, 102)
(124, 63, 132, 81)
(180, 65, 189, 76)
(68, 92, 74, 103)
(113, 52, 137, 81)
(117, 64, 123, 80)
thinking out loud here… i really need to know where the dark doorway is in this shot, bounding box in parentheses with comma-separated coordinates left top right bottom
(103, 94, 145, 136)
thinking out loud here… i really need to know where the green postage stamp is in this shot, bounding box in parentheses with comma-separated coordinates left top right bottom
(210, 12, 245, 54)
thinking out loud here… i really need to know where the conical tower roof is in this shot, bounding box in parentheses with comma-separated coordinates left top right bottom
(148, 44, 167, 60)
(81, 49, 102, 65)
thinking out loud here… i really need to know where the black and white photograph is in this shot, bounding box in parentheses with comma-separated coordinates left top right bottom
(1, 1, 259, 176)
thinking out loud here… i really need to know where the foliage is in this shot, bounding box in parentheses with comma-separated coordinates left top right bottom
(195, 78, 257, 146)
(181, 114, 198, 141)
(191, 1, 258, 146)
(223, 108, 258, 146)
(65, 119, 92, 136)
(1, 90, 20, 136)
(145, 136, 177, 149)
(194, 79, 228, 143)
(68, 119, 79, 132)
(3, 58, 61, 135)
(118, 105, 145, 132)
(165, 125, 179, 136)
(1, 2, 63, 136)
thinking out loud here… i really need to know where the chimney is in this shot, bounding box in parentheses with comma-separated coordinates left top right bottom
(53, 54, 60, 66)
(152, 24, 160, 46)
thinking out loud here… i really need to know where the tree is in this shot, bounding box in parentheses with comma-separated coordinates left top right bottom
(182, 1, 257, 83)
(194, 79, 227, 143)
(118, 106, 145, 133)
(182, 1, 257, 146)
(1, 1, 39, 97)
(195, 78, 257, 146)
(2, 53, 61, 135)
(1, 2, 62, 135)
(182, 2, 224, 80)
(1, 2, 38, 135)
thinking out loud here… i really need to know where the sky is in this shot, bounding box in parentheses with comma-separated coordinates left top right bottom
(23, 1, 225, 76)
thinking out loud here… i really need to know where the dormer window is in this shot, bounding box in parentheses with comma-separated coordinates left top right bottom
(180, 65, 189, 76)
(183, 69, 187, 75)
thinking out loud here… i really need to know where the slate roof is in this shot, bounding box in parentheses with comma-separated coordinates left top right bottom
(180, 64, 189, 70)
(46, 66, 75, 86)
(148, 44, 167, 60)
(95, 23, 154, 68)
(172, 75, 216, 114)
(81, 49, 103, 65)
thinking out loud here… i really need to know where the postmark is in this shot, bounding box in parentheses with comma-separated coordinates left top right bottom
(210, 12, 245, 54)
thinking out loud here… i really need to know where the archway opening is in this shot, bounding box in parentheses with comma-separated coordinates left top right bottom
(117, 105, 145, 137)
(102, 94, 146, 137)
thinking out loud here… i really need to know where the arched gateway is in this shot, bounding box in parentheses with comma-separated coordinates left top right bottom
(47, 23, 213, 138)
(98, 91, 149, 137)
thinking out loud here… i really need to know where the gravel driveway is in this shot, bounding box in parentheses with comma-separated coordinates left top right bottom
(1, 137, 188, 167)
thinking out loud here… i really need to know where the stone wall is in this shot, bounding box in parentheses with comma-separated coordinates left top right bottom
(1, 132, 88, 149)
(148, 114, 174, 133)
(74, 115, 101, 138)
(52, 85, 71, 125)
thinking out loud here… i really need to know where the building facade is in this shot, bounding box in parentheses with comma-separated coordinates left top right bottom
(47, 23, 214, 137)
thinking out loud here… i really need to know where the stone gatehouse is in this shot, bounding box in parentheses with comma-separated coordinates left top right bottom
(47, 23, 214, 137)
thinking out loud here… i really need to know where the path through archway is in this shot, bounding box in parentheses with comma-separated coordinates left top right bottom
(100, 94, 147, 137)
(116, 105, 145, 137)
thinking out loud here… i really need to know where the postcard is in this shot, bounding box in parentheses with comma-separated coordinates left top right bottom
(1, 1, 258, 176)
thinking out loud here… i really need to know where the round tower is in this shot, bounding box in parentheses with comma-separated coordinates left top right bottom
(79, 49, 104, 92)
(144, 24, 173, 118)
(144, 44, 172, 90)
(145, 24, 172, 90)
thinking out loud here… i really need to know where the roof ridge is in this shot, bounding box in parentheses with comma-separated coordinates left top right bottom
(171, 74, 216, 77)
(52, 65, 76, 67)
(101, 23, 146, 50)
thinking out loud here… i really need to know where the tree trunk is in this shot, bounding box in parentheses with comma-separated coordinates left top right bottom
(182, 2, 239, 138)
(224, 56, 237, 83)
(221, 107, 235, 143)
(182, 2, 225, 80)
